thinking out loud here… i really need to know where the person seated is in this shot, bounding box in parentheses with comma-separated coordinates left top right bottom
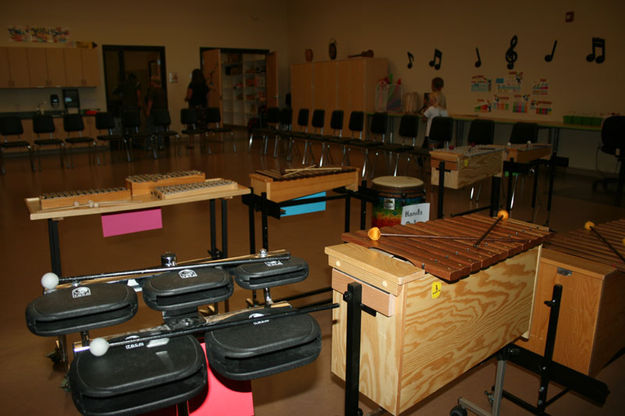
(423, 92, 448, 138)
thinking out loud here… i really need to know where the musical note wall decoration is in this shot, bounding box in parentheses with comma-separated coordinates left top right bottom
(407, 52, 414, 69)
(429, 49, 442, 70)
(544, 40, 557, 62)
(586, 37, 606, 63)
(474, 47, 482, 68)
(505, 35, 518, 70)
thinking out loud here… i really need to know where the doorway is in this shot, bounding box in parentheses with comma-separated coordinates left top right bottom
(102, 45, 167, 117)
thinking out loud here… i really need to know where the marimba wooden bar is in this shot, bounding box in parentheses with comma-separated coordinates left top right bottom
(326, 214, 551, 415)
(516, 218, 625, 375)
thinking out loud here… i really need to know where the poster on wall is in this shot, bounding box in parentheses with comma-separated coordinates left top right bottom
(493, 95, 510, 111)
(496, 71, 523, 93)
(532, 79, 549, 96)
(474, 98, 492, 112)
(512, 94, 529, 113)
(8, 26, 70, 43)
(471, 75, 491, 92)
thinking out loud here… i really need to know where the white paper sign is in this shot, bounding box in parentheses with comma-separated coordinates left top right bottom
(401, 203, 430, 224)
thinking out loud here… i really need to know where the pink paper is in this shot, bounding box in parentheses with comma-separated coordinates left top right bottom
(101, 208, 163, 237)
(142, 343, 254, 416)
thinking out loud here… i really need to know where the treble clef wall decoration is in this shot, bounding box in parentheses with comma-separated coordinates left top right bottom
(505, 35, 518, 70)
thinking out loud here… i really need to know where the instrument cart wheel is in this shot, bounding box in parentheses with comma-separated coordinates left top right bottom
(449, 405, 467, 416)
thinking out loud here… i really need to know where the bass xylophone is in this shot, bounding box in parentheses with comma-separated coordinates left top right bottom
(518, 218, 625, 375)
(327, 213, 551, 415)
(39, 187, 132, 210)
(250, 166, 359, 202)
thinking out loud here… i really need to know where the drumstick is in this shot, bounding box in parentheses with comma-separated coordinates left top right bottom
(473, 210, 509, 247)
(366, 225, 526, 243)
(584, 221, 625, 264)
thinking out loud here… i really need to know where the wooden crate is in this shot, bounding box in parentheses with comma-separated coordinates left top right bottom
(249, 169, 359, 202)
(430, 146, 504, 189)
(515, 248, 625, 375)
(326, 242, 540, 415)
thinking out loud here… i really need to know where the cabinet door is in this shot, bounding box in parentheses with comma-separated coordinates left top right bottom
(7, 47, 30, 88)
(337, 60, 354, 132)
(81, 48, 99, 86)
(63, 48, 83, 87)
(202, 49, 222, 115)
(290, 63, 313, 131)
(266, 51, 278, 108)
(27, 48, 48, 87)
(313, 61, 338, 131)
(46, 48, 66, 87)
(0, 48, 12, 88)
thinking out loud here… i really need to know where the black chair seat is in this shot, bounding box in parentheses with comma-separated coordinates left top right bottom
(379, 143, 413, 152)
(207, 127, 232, 133)
(66, 136, 95, 144)
(1, 140, 31, 148)
(34, 138, 63, 146)
(159, 130, 180, 137)
(205, 306, 321, 380)
(346, 139, 382, 148)
(181, 128, 206, 135)
(97, 134, 124, 141)
(69, 333, 206, 416)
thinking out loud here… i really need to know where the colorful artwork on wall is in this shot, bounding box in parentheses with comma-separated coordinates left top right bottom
(471, 75, 491, 92)
(8, 26, 70, 43)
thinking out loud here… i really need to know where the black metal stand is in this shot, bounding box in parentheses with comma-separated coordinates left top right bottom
(344, 282, 362, 416)
(455, 284, 609, 416)
(438, 161, 446, 219)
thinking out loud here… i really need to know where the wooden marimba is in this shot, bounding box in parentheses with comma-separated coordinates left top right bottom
(249, 166, 359, 202)
(326, 214, 551, 415)
(517, 218, 625, 375)
(152, 179, 238, 200)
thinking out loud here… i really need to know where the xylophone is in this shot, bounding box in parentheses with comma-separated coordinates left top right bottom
(249, 166, 359, 202)
(326, 213, 551, 415)
(503, 142, 552, 163)
(152, 179, 238, 200)
(26, 251, 324, 415)
(430, 145, 504, 189)
(126, 170, 206, 195)
(39, 187, 132, 210)
(518, 218, 625, 375)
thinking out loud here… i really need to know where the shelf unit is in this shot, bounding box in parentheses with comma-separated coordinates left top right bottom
(202, 48, 276, 127)
(221, 53, 266, 125)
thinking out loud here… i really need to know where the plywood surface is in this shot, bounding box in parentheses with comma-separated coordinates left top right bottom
(249, 169, 358, 202)
(430, 147, 504, 189)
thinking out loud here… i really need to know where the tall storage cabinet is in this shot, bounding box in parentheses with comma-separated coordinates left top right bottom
(291, 57, 388, 132)
(202, 49, 278, 127)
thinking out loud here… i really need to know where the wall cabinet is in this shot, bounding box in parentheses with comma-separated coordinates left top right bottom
(0, 46, 99, 88)
(27, 48, 66, 87)
(64, 48, 100, 87)
(291, 58, 388, 132)
(0, 47, 30, 88)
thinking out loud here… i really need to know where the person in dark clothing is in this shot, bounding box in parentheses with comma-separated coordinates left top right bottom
(185, 69, 209, 109)
(145, 77, 166, 118)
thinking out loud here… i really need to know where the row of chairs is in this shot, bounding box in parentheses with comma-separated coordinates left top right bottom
(0, 107, 233, 174)
(250, 108, 430, 178)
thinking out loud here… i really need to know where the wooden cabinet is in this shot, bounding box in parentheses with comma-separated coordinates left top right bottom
(0, 47, 30, 88)
(27, 48, 66, 87)
(291, 58, 388, 132)
(0, 46, 99, 88)
(64, 48, 99, 87)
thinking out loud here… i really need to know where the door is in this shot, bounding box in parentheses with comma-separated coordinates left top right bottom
(102, 45, 167, 118)
(201, 49, 222, 115)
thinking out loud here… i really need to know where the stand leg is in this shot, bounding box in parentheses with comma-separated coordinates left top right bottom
(438, 161, 445, 219)
(345, 194, 351, 233)
(209, 200, 217, 258)
(221, 199, 228, 258)
(248, 198, 256, 254)
(48, 219, 62, 276)
(345, 282, 362, 416)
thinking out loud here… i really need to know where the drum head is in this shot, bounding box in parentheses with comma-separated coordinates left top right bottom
(372, 176, 423, 189)
(205, 307, 321, 380)
(70, 334, 206, 416)
(26, 283, 138, 336)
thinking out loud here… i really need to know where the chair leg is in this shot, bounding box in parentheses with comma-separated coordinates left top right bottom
(28, 146, 35, 172)
(0, 148, 4, 175)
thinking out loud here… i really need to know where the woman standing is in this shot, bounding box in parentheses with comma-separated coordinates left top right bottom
(185, 69, 210, 123)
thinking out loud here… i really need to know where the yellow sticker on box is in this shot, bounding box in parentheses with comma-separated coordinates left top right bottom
(431, 281, 441, 299)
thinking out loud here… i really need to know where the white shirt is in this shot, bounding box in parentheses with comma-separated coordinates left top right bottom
(424, 106, 449, 137)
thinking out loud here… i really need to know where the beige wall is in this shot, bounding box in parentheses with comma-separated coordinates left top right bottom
(0, 0, 289, 129)
(285, 0, 625, 170)
(2, 0, 624, 170)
